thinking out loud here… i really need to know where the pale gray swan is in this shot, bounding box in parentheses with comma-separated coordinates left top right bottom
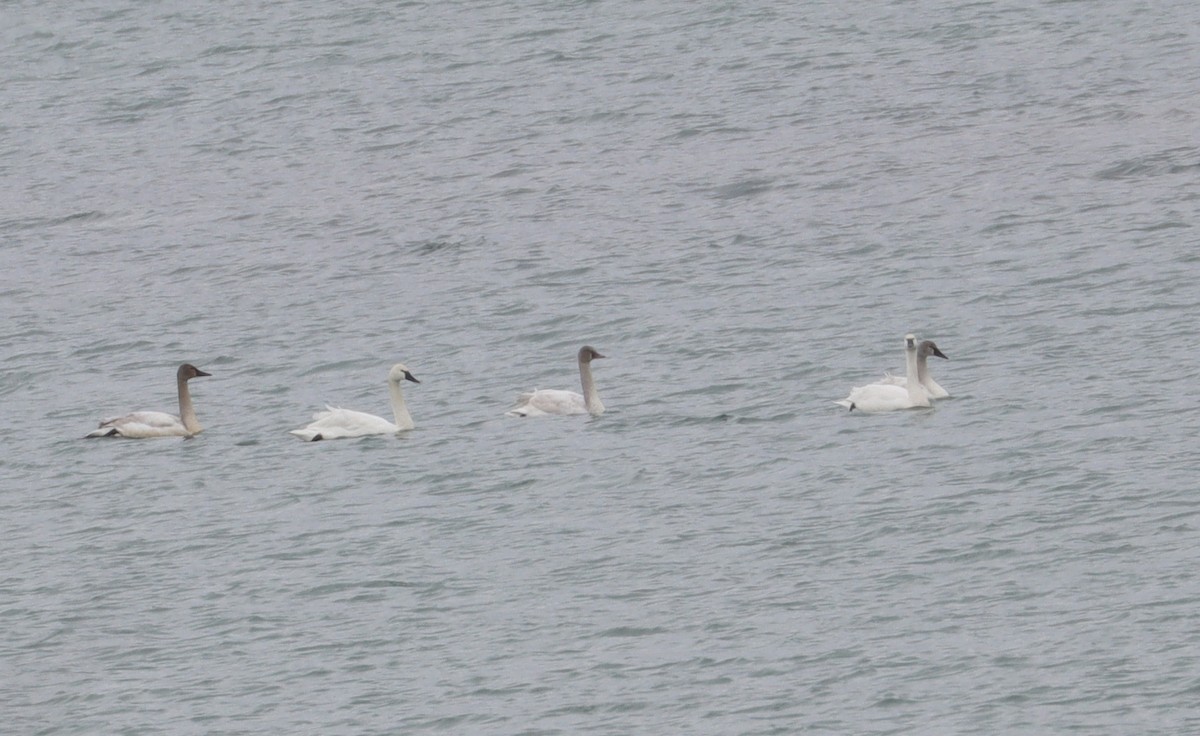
(85, 363, 211, 438)
(835, 335, 931, 412)
(507, 345, 606, 417)
(290, 363, 419, 441)
(877, 339, 949, 398)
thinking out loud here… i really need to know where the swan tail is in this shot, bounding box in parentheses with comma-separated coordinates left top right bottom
(86, 416, 122, 437)
(289, 428, 323, 442)
(832, 399, 855, 412)
(505, 392, 536, 417)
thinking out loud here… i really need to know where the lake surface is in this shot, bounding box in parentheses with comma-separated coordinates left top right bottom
(3, 1, 1199, 733)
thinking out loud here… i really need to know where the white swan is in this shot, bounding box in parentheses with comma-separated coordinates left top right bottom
(290, 363, 420, 441)
(85, 363, 211, 438)
(877, 339, 949, 398)
(506, 345, 606, 417)
(835, 334, 932, 412)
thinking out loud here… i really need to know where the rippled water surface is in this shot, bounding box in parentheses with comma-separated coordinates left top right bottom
(3, 1, 1199, 733)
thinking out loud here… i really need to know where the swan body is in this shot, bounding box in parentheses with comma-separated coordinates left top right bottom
(507, 345, 605, 417)
(835, 335, 932, 413)
(877, 340, 949, 398)
(85, 363, 211, 438)
(291, 363, 419, 441)
(836, 381, 929, 413)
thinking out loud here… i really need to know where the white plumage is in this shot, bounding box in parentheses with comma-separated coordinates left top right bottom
(290, 363, 420, 441)
(835, 335, 932, 413)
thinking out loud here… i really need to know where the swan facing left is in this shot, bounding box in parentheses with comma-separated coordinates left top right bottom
(85, 363, 211, 438)
(290, 363, 420, 441)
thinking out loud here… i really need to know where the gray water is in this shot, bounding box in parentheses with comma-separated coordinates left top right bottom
(3, 1, 1199, 733)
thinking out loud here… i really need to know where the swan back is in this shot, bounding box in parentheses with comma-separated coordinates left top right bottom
(508, 389, 588, 417)
(834, 334, 931, 412)
(290, 362, 420, 441)
(507, 345, 607, 417)
(85, 362, 210, 438)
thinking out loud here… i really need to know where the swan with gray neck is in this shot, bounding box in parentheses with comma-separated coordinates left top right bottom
(507, 345, 606, 417)
(835, 334, 932, 412)
(85, 363, 211, 438)
(877, 339, 949, 398)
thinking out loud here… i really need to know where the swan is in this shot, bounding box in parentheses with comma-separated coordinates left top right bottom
(290, 363, 420, 441)
(877, 339, 949, 398)
(506, 345, 606, 417)
(835, 334, 932, 412)
(85, 363, 211, 438)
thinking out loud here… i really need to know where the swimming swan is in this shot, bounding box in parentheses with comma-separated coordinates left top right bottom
(877, 339, 949, 398)
(85, 363, 211, 438)
(506, 345, 606, 417)
(290, 363, 420, 441)
(835, 335, 931, 412)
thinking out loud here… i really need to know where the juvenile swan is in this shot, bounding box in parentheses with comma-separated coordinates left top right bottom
(85, 363, 211, 438)
(290, 363, 420, 441)
(877, 339, 950, 398)
(835, 335, 931, 413)
(507, 345, 606, 417)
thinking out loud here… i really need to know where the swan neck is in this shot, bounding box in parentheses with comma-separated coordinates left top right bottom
(915, 351, 930, 384)
(903, 344, 928, 405)
(388, 379, 414, 430)
(177, 375, 202, 434)
(579, 358, 604, 415)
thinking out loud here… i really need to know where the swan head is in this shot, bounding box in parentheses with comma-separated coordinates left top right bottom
(904, 334, 917, 351)
(920, 340, 948, 360)
(578, 345, 605, 363)
(178, 363, 211, 381)
(388, 363, 420, 384)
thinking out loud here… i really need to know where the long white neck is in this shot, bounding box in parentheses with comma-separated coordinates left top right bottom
(579, 359, 604, 415)
(915, 350, 930, 386)
(388, 379, 414, 430)
(177, 376, 202, 434)
(903, 344, 929, 406)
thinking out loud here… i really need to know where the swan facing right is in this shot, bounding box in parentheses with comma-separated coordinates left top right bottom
(507, 345, 606, 417)
(877, 339, 949, 398)
(290, 363, 420, 441)
(85, 363, 211, 438)
(835, 334, 932, 413)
